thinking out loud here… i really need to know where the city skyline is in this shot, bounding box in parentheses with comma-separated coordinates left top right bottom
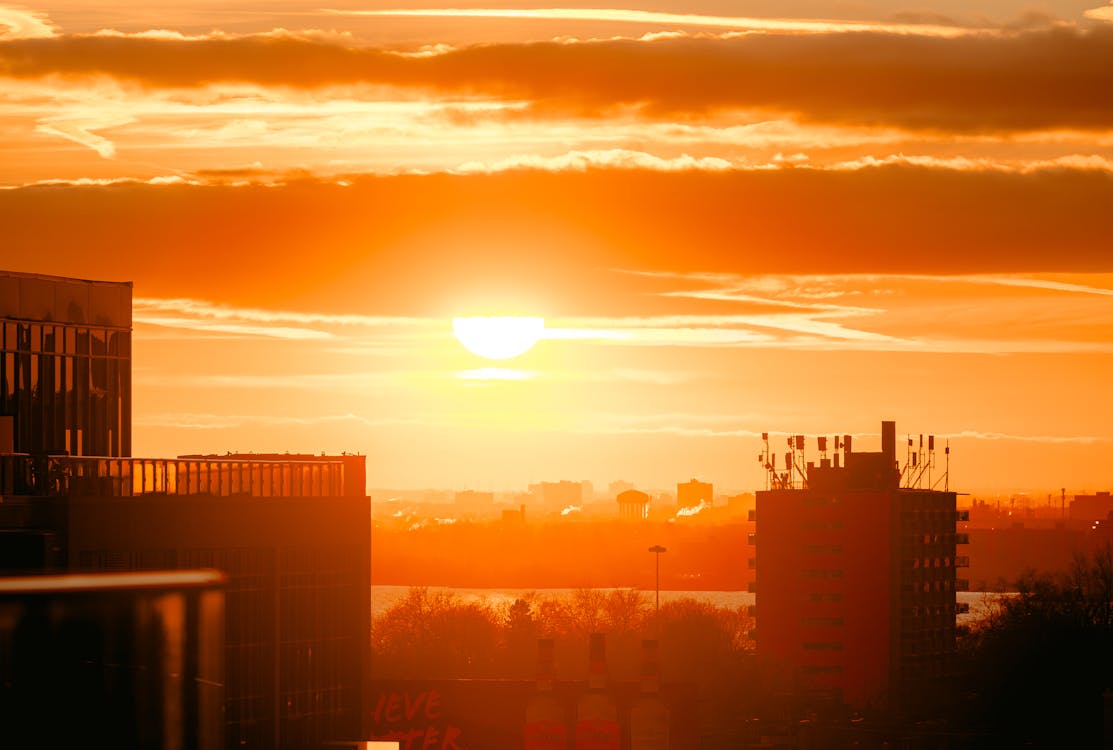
(3, 1, 1113, 493)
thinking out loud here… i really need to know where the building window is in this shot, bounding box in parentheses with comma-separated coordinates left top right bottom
(803, 568, 844, 579)
(800, 665, 845, 674)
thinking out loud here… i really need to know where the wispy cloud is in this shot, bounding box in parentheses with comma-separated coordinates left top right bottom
(457, 368, 535, 381)
(134, 297, 431, 340)
(1084, 3, 1113, 22)
(944, 431, 1113, 444)
(133, 411, 411, 429)
(0, 7, 57, 40)
(35, 112, 135, 158)
(455, 149, 733, 173)
(542, 270, 1113, 354)
(325, 8, 979, 38)
(136, 372, 396, 390)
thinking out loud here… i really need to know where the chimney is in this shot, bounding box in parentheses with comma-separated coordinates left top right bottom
(882, 420, 896, 469)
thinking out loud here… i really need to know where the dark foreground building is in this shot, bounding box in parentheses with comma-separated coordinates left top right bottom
(0, 569, 226, 749)
(0, 270, 373, 749)
(752, 421, 966, 711)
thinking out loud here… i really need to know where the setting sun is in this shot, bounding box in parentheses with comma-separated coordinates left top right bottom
(452, 316, 545, 360)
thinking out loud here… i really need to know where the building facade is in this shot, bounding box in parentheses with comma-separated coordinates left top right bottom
(0, 270, 373, 749)
(0, 270, 132, 457)
(676, 479, 712, 509)
(752, 421, 965, 710)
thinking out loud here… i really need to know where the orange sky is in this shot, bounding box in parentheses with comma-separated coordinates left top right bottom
(3, 1, 1113, 494)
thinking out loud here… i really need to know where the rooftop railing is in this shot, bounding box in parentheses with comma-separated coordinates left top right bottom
(0, 454, 347, 499)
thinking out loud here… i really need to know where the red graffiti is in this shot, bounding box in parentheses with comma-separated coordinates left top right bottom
(372, 725, 464, 750)
(372, 690, 462, 750)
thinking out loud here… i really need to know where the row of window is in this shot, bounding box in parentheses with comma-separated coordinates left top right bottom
(0, 321, 130, 358)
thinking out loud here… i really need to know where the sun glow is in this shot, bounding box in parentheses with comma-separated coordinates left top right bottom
(452, 316, 544, 360)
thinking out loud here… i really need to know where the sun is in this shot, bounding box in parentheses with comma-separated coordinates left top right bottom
(452, 317, 545, 360)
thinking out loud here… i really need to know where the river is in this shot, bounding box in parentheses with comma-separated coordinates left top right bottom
(371, 585, 1006, 625)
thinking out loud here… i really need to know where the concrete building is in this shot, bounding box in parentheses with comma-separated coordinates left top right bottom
(529, 480, 584, 508)
(1070, 491, 1113, 522)
(0, 270, 373, 749)
(676, 479, 712, 509)
(752, 421, 965, 710)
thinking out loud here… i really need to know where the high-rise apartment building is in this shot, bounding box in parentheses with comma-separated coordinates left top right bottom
(752, 421, 966, 709)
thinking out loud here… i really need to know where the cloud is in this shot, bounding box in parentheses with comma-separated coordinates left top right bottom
(135, 297, 428, 328)
(136, 372, 397, 390)
(3, 27, 1113, 132)
(4, 167, 1113, 317)
(944, 431, 1113, 444)
(455, 149, 733, 173)
(0, 7, 57, 40)
(133, 296, 434, 340)
(326, 7, 978, 38)
(35, 113, 135, 158)
(1084, 4, 1113, 22)
(132, 411, 402, 429)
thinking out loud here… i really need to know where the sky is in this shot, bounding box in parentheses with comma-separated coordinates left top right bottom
(2, 1, 1113, 495)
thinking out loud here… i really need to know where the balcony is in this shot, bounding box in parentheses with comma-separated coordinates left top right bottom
(955, 555, 970, 568)
(748, 582, 757, 594)
(955, 532, 970, 544)
(748, 557, 757, 569)
(747, 509, 757, 522)
(747, 532, 757, 545)
(955, 602, 970, 614)
(956, 578, 970, 591)
(0, 453, 349, 499)
(956, 509, 970, 522)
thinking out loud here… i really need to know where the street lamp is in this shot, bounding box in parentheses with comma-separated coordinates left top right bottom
(648, 545, 666, 623)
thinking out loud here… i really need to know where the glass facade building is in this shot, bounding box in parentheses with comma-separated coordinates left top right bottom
(0, 269, 373, 748)
(0, 271, 132, 457)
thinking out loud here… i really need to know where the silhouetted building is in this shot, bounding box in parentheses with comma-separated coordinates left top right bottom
(455, 489, 494, 507)
(0, 270, 132, 457)
(1070, 491, 1113, 522)
(617, 489, 650, 520)
(752, 421, 964, 710)
(0, 570, 225, 750)
(0, 270, 373, 749)
(1, 452, 373, 749)
(529, 480, 584, 508)
(676, 479, 712, 509)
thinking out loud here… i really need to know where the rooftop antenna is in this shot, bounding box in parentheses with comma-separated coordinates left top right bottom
(758, 432, 772, 491)
(927, 435, 935, 489)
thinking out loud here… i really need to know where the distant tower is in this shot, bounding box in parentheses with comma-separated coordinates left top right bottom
(617, 489, 650, 520)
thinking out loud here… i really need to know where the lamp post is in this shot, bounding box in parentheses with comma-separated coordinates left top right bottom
(648, 545, 666, 625)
